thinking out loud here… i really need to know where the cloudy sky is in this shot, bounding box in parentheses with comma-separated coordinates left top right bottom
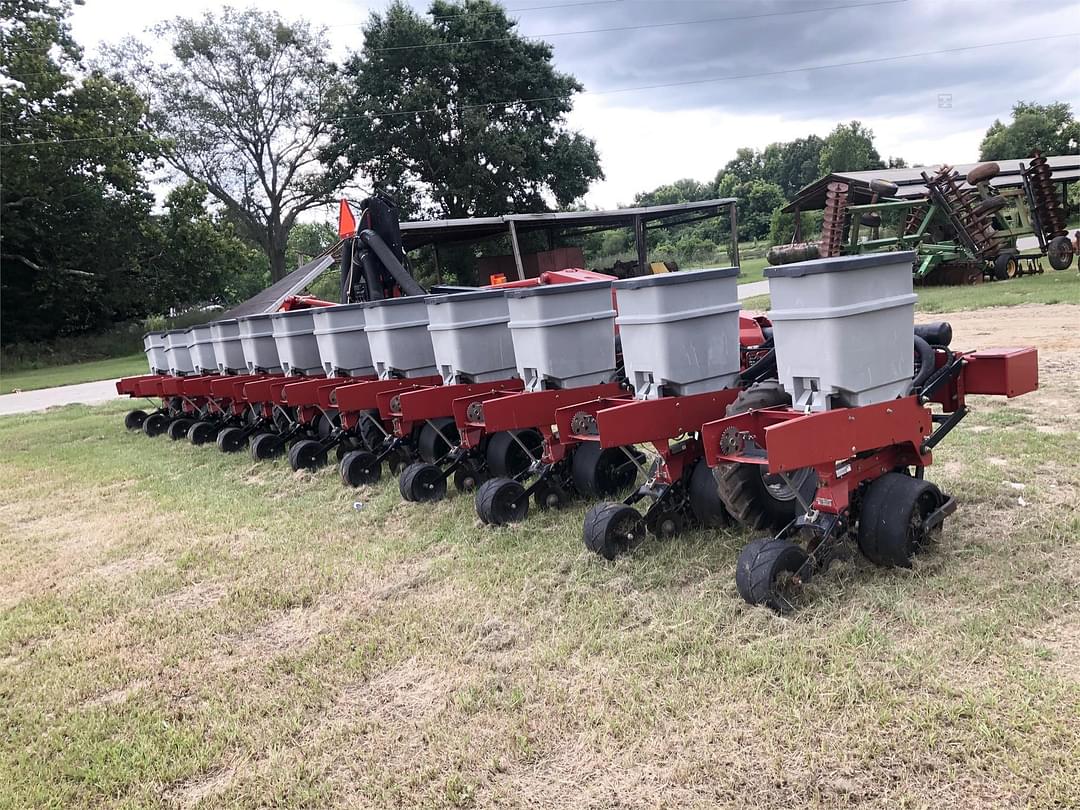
(70, 0, 1080, 209)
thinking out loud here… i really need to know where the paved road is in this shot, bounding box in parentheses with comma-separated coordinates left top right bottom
(0, 280, 773, 417)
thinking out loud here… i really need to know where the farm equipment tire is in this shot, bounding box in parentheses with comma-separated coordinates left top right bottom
(417, 418, 459, 464)
(288, 438, 328, 472)
(533, 480, 570, 511)
(167, 418, 194, 441)
(453, 458, 487, 493)
(385, 447, 411, 476)
(857, 472, 943, 568)
(714, 382, 816, 531)
(339, 450, 381, 487)
(688, 457, 731, 528)
(142, 413, 169, 437)
(475, 478, 528, 525)
(250, 432, 285, 461)
(1047, 235, 1075, 272)
(400, 462, 447, 503)
(485, 429, 543, 479)
(583, 502, 645, 560)
(966, 162, 999, 184)
(216, 426, 247, 453)
(974, 195, 1008, 216)
(646, 509, 683, 540)
(188, 420, 219, 445)
(735, 537, 810, 614)
(571, 442, 642, 498)
(124, 409, 148, 431)
(992, 253, 1018, 281)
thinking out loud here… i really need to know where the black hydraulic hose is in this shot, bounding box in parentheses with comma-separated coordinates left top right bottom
(739, 346, 776, 384)
(910, 335, 936, 391)
(358, 229, 427, 297)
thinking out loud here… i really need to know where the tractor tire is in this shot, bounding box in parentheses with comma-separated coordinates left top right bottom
(399, 462, 447, 503)
(571, 442, 642, 498)
(288, 438, 328, 472)
(475, 478, 528, 525)
(249, 432, 285, 461)
(417, 418, 459, 464)
(124, 409, 148, 431)
(188, 420, 219, 446)
(734, 537, 810, 613)
(216, 426, 247, 453)
(339, 450, 381, 487)
(992, 253, 1018, 281)
(1047, 235, 1075, 272)
(973, 195, 1008, 216)
(687, 457, 731, 529)
(857, 472, 943, 568)
(485, 429, 543, 479)
(167, 418, 194, 441)
(966, 162, 999, 184)
(869, 178, 899, 197)
(713, 381, 816, 532)
(583, 502, 644, 560)
(452, 458, 487, 493)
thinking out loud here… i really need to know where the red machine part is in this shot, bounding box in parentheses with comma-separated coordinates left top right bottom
(331, 376, 443, 430)
(701, 347, 1038, 516)
(278, 294, 336, 311)
(377, 379, 524, 439)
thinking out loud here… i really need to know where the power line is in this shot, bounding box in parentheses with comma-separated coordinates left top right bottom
(368, 0, 908, 51)
(3, 32, 1078, 148)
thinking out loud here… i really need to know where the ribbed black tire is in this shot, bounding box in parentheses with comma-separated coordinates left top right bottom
(857, 472, 942, 568)
(688, 457, 731, 528)
(167, 418, 194, 441)
(399, 462, 447, 503)
(571, 442, 641, 498)
(288, 438, 328, 471)
(216, 426, 246, 453)
(734, 537, 810, 613)
(474, 478, 528, 525)
(187, 420, 219, 446)
(583, 502, 644, 560)
(142, 412, 169, 437)
(124, 410, 148, 431)
(714, 381, 814, 531)
(250, 432, 284, 461)
(485, 429, 543, 479)
(339, 450, 381, 487)
(417, 418, 459, 463)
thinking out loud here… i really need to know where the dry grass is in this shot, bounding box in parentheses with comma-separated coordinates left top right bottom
(1, 306, 1078, 809)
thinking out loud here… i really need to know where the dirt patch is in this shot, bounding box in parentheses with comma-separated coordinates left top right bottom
(82, 680, 148, 709)
(162, 581, 229, 612)
(1025, 616, 1080, 683)
(917, 303, 1080, 354)
(167, 764, 242, 809)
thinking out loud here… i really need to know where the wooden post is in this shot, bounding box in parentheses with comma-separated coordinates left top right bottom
(507, 220, 526, 280)
(433, 243, 443, 285)
(728, 203, 740, 267)
(633, 214, 648, 273)
(793, 206, 803, 243)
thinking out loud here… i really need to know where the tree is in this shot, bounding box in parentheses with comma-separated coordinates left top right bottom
(1, 0, 160, 342)
(715, 147, 765, 189)
(632, 178, 714, 207)
(761, 136, 825, 196)
(979, 101, 1080, 160)
(714, 177, 785, 241)
(819, 121, 884, 174)
(329, 0, 603, 219)
(111, 9, 353, 281)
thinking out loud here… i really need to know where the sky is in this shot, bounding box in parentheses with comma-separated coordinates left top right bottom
(69, 0, 1080, 210)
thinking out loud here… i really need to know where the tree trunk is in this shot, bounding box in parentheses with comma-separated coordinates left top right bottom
(270, 247, 288, 283)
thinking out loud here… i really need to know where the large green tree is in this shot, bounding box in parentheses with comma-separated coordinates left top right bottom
(1, 0, 160, 342)
(761, 136, 825, 196)
(979, 101, 1079, 160)
(818, 121, 884, 174)
(111, 9, 353, 281)
(329, 0, 603, 219)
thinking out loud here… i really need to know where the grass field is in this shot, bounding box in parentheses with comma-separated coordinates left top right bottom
(2, 303, 1078, 808)
(1, 353, 148, 395)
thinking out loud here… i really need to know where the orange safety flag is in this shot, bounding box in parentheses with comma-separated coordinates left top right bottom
(338, 199, 357, 238)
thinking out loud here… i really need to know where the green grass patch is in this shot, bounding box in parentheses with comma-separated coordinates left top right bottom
(0, 353, 148, 394)
(1, 392, 1077, 807)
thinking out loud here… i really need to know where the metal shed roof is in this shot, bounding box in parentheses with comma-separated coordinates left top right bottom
(782, 154, 1079, 213)
(399, 198, 738, 249)
(219, 254, 336, 319)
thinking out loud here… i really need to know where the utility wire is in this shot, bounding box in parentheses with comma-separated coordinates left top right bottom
(3, 31, 1078, 148)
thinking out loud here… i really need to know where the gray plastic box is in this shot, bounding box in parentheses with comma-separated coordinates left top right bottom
(271, 308, 323, 376)
(163, 329, 195, 376)
(209, 319, 245, 374)
(311, 303, 375, 378)
(144, 331, 167, 374)
(765, 251, 918, 411)
(427, 290, 517, 384)
(186, 325, 218, 375)
(506, 280, 617, 391)
(361, 297, 438, 379)
(615, 267, 741, 399)
(237, 313, 283, 374)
